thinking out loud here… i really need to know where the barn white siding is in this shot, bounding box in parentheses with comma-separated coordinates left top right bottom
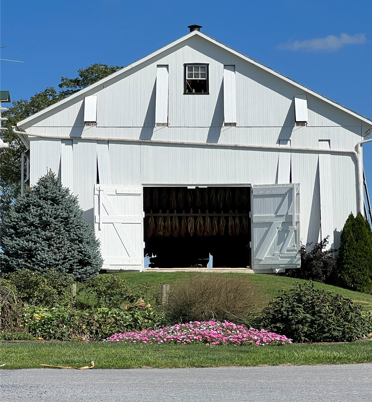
(30, 138, 61, 184)
(22, 30, 371, 271)
(22, 36, 364, 146)
(60, 139, 73, 191)
(72, 140, 97, 225)
(28, 136, 359, 248)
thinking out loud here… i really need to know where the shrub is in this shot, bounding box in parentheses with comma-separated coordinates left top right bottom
(261, 282, 371, 342)
(286, 237, 337, 283)
(0, 281, 23, 333)
(2, 269, 74, 307)
(78, 274, 152, 308)
(0, 171, 103, 281)
(164, 275, 263, 325)
(338, 213, 372, 293)
(0, 332, 35, 341)
(23, 305, 165, 341)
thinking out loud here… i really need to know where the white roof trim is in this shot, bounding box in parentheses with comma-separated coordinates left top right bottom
(18, 30, 372, 130)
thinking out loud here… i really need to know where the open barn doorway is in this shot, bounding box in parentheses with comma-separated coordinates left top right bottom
(143, 186, 251, 268)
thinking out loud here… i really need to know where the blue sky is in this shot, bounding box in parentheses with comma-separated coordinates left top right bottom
(1, 0, 372, 199)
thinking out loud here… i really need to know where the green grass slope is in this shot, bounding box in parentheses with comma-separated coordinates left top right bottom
(113, 271, 372, 311)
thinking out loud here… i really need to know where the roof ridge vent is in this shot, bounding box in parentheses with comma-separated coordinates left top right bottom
(188, 24, 202, 32)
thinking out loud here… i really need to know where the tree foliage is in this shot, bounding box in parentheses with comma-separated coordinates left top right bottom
(286, 236, 337, 284)
(58, 63, 123, 97)
(338, 213, 372, 293)
(0, 64, 123, 220)
(1, 171, 103, 281)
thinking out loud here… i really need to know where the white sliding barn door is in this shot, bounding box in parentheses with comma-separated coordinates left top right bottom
(94, 185, 144, 271)
(251, 184, 300, 273)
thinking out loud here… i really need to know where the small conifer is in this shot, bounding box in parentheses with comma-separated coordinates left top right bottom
(338, 213, 372, 293)
(1, 171, 103, 281)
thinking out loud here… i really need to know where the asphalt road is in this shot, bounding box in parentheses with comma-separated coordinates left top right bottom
(1, 364, 372, 401)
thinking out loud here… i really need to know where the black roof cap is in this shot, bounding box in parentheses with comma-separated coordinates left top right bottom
(188, 25, 202, 32)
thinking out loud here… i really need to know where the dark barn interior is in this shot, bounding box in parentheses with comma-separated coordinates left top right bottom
(143, 187, 251, 268)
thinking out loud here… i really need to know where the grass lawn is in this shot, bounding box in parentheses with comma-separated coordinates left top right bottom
(103, 272, 372, 311)
(1, 341, 372, 370)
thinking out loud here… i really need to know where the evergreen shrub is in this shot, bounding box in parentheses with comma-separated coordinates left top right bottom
(0, 171, 103, 281)
(286, 236, 337, 283)
(261, 282, 372, 342)
(338, 213, 372, 293)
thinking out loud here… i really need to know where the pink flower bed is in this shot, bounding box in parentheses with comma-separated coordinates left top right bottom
(105, 321, 292, 346)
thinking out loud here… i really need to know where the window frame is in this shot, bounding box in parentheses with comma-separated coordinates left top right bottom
(184, 63, 209, 95)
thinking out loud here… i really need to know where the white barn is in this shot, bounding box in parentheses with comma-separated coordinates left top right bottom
(15, 25, 372, 273)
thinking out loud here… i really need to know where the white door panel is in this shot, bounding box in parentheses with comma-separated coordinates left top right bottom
(251, 184, 300, 272)
(94, 185, 143, 271)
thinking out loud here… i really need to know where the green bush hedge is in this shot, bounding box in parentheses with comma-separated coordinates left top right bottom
(261, 282, 372, 342)
(2, 269, 74, 307)
(78, 275, 153, 308)
(23, 305, 165, 341)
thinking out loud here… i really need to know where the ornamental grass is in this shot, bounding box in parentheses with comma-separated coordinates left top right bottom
(105, 321, 292, 346)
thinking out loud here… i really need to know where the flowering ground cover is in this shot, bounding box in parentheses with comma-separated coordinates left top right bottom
(105, 321, 292, 346)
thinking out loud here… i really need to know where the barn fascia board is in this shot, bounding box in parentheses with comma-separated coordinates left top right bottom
(17, 30, 372, 130)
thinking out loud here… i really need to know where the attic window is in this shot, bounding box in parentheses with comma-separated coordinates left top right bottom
(184, 64, 209, 94)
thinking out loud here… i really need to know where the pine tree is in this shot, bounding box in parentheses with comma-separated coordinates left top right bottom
(0, 172, 103, 281)
(338, 213, 372, 293)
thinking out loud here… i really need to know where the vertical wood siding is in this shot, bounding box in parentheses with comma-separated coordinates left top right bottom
(318, 140, 334, 245)
(97, 141, 112, 184)
(24, 35, 366, 252)
(73, 140, 97, 226)
(60, 140, 74, 191)
(30, 138, 61, 184)
(277, 139, 291, 184)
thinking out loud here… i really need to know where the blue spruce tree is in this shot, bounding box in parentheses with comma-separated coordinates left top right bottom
(1, 171, 102, 281)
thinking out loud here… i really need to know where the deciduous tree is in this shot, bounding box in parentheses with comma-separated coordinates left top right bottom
(0, 64, 122, 221)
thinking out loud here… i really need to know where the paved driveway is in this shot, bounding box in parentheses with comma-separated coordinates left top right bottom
(1, 364, 372, 401)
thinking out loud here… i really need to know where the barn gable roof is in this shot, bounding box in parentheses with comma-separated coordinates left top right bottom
(18, 30, 372, 131)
